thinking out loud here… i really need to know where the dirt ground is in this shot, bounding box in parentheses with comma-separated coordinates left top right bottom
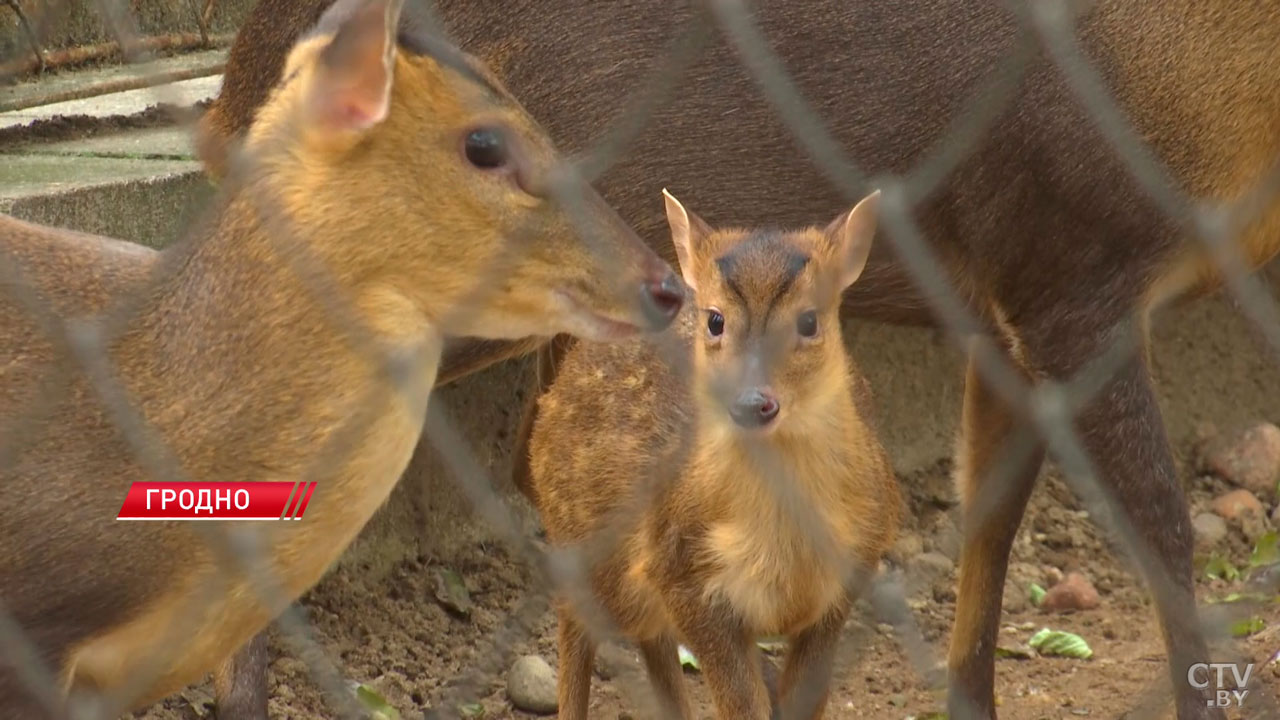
(132, 441, 1280, 720)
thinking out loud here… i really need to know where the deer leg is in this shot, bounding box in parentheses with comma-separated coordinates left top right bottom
(947, 347, 1045, 720)
(1025, 343, 1221, 720)
(638, 634, 693, 720)
(777, 603, 849, 720)
(213, 631, 269, 720)
(670, 601, 770, 720)
(555, 606, 596, 720)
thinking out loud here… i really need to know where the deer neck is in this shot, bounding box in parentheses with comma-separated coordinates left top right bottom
(113, 190, 441, 484)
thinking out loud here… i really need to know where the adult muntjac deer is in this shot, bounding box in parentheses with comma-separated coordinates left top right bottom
(0, 0, 683, 715)
(528, 189, 900, 720)
(198, 1, 1280, 718)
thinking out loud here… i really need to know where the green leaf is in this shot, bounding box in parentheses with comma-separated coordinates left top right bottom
(1229, 616, 1265, 637)
(755, 636, 787, 656)
(1028, 628, 1093, 659)
(907, 712, 948, 720)
(994, 646, 1033, 660)
(433, 567, 473, 618)
(354, 684, 401, 720)
(456, 702, 485, 718)
(1206, 591, 1274, 604)
(677, 644, 700, 672)
(1204, 553, 1241, 581)
(1248, 531, 1280, 569)
(1028, 583, 1047, 607)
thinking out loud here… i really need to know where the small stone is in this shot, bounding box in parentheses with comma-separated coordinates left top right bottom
(1206, 423, 1280, 500)
(1002, 576, 1028, 614)
(887, 533, 924, 567)
(594, 644, 638, 681)
(1192, 512, 1229, 550)
(1211, 489, 1266, 535)
(930, 514, 963, 562)
(1040, 571, 1100, 613)
(507, 656, 558, 714)
(922, 472, 958, 507)
(1044, 566, 1064, 586)
(906, 552, 954, 599)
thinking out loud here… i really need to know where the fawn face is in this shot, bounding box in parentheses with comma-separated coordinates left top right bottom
(663, 189, 880, 435)
(241, 0, 683, 342)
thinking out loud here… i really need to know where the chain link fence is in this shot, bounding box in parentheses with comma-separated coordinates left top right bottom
(2, 0, 1280, 718)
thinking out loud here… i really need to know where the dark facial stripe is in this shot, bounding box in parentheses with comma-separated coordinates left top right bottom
(714, 254, 752, 334)
(763, 250, 810, 326)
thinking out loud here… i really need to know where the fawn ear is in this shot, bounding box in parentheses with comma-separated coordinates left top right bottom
(663, 189, 712, 292)
(302, 0, 404, 134)
(823, 190, 880, 291)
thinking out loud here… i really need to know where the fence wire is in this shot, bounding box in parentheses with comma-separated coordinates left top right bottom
(2, 0, 1280, 719)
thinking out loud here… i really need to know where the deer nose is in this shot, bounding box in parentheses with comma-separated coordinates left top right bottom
(639, 270, 684, 330)
(729, 388, 780, 429)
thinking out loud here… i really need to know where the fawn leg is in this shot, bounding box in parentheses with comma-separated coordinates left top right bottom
(672, 600, 770, 720)
(1026, 344, 1221, 720)
(213, 631, 269, 720)
(638, 634, 693, 720)
(556, 607, 596, 720)
(947, 348, 1045, 720)
(777, 603, 849, 720)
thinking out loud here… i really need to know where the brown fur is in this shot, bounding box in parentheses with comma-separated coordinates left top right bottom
(198, 1, 1280, 718)
(0, 0, 681, 715)
(527, 194, 900, 720)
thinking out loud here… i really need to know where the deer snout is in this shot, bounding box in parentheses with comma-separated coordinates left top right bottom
(729, 387, 780, 429)
(638, 268, 685, 330)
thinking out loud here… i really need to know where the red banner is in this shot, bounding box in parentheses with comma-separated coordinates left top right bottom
(116, 481, 317, 521)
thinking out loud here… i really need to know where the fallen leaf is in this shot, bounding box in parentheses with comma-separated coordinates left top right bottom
(354, 684, 401, 720)
(756, 636, 787, 656)
(1249, 531, 1280, 570)
(1230, 616, 1265, 637)
(677, 645, 700, 672)
(1028, 628, 1093, 659)
(1204, 553, 1241, 582)
(433, 567, 473, 618)
(995, 646, 1033, 660)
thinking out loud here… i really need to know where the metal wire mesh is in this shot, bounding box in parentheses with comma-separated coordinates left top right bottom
(2, 0, 1280, 718)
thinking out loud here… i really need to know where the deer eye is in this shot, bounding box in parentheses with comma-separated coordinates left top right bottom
(707, 310, 725, 337)
(463, 127, 508, 168)
(797, 310, 818, 338)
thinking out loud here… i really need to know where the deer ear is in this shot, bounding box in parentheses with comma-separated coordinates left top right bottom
(823, 190, 880, 291)
(662, 189, 712, 292)
(301, 0, 404, 134)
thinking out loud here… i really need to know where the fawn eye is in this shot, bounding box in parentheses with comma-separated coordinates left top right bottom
(463, 127, 508, 169)
(797, 310, 818, 338)
(707, 310, 725, 337)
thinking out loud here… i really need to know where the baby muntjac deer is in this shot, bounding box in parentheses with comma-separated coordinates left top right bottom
(0, 0, 683, 715)
(526, 190, 900, 720)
